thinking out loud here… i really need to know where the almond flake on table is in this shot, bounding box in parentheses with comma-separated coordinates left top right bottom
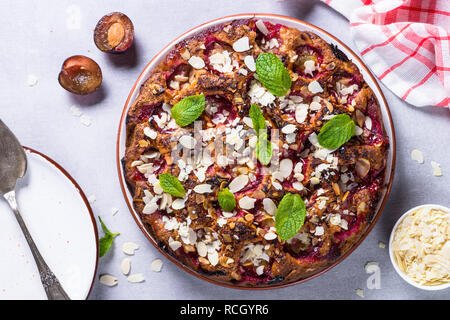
(127, 273, 145, 283)
(410, 149, 424, 164)
(122, 242, 139, 255)
(87, 195, 96, 203)
(364, 261, 379, 272)
(121, 258, 131, 275)
(151, 259, 163, 272)
(378, 241, 386, 249)
(431, 161, 442, 176)
(80, 115, 92, 127)
(27, 74, 38, 87)
(99, 274, 118, 287)
(355, 289, 364, 298)
(70, 105, 83, 117)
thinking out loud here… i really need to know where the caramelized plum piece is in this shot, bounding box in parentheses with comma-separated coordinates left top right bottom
(58, 55, 102, 95)
(94, 12, 134, 53)
(204, 40, 234, 74)
(294, 45, 323, 78)
(167, 63, 192, 88)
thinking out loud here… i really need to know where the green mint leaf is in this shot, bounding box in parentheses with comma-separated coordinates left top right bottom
(275, 193, 306, 241)
(256, 131, 272, 165)
(217, 188, 236, 212)
(249, 104, 266, 133)
(170, 94, 205, 127)
(159, 173, 186, 197)
(98, 216, 119, 257)
(256, 53, 292, 96)
(318, 114, 355, 149)
(249, 104, 272, 165)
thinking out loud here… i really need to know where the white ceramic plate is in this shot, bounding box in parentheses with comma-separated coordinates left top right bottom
(0, 148, 98, 299)
(116, 14, 396, 288)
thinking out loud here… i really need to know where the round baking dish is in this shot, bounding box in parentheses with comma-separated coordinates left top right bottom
(116, 13, 396, 290)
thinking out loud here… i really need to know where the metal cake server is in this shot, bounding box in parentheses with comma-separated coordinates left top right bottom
(0, 119, 70, 300)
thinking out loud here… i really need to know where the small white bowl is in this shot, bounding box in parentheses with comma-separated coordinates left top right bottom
(389, 204, 450, 291)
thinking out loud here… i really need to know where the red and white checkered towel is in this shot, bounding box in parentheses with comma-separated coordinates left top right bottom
(322, 0, 449, 107)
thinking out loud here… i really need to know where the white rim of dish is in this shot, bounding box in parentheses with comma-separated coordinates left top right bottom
(117, 13, 396, 289)
(24, 147, 99, 299)
(389, 204, 450, 291)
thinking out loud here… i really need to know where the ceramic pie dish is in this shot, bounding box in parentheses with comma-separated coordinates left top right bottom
(117, 14, 396, 289)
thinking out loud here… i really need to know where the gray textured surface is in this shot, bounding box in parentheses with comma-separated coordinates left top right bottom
(0, 0, 448, 300)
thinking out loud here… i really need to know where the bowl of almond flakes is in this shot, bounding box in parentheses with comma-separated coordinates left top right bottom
(389, 204, 450, 290)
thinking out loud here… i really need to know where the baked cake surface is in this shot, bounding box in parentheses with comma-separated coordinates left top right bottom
(123, 19, 389, 286)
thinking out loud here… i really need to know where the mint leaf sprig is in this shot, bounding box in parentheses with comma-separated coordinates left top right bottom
(256, 131, 273, 166)
(98, 216, 120, 257)
(249, 104, 272, 165)
(249, 103, 266, 133)
(256, 53, 292, 96)
(318, 114, 355, 149)
(275, 193, 306, 241)
(217, 188, 236, 212)
(170, 94, 205, 127)
(159, 173, 186, 197)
